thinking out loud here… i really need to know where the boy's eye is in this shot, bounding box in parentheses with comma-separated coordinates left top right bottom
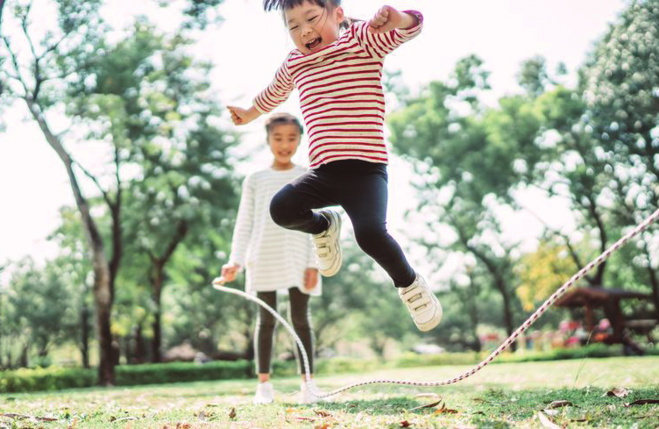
(308, 16, 318, 22)
(289, 25, 299, 32)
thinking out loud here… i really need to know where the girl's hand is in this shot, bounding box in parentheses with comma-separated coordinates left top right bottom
(219, 262, 241, 283)
(227, 105, 260, 126)
(368, 6, 417, 34)
(304, 268, 319, 291)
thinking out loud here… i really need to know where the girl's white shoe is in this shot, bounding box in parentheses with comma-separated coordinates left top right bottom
(253, 381, 275, 404)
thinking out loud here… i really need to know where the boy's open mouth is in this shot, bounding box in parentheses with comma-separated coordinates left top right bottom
(306, 37, 322, 51)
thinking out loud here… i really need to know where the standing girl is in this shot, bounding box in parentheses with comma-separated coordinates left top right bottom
(227, 1, 442, 332)
(218, 113, 321, 404)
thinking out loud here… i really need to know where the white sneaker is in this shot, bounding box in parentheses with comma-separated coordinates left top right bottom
(253, 381, 275, 405)
(300, 380, 321, 404)
(398, 275, 442, 332)
(312, 209, 342, 277)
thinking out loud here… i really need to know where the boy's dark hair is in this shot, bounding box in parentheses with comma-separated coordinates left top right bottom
(263, 0, 341, 12)
(265, 113, 304, 137)
(263, 0, 358, 29)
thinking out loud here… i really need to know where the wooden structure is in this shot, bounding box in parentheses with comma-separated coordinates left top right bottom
(554, 287, 656, 354)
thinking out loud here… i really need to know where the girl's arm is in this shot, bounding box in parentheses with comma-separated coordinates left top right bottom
(226, 174, 256, 276)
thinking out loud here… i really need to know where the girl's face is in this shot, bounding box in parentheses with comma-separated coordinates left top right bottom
(268, 123, 301, 169)
(285, 1, 344, 55)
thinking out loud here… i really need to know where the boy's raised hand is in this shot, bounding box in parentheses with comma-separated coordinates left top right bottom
(227, 105, 260, 126)
(368, 6, 417, 33)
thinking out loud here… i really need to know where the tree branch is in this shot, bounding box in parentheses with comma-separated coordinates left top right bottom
(72, 159, 114, 209)
(2, 36, 30, 97)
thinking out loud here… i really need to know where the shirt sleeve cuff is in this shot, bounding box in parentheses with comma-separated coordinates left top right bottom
(400, 10, 423, 32)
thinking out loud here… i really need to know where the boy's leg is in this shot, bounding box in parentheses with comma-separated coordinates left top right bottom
(270, 168, 343, 276)
(337, 163, 416, 287)
(336, 161, 442, 331)
(288, 287, 314, 374)
(269, 169, 337, 235)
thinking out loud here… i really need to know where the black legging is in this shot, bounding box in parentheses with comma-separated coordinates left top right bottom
(269, 160, 416, 287)
(255, 288, 314, 374)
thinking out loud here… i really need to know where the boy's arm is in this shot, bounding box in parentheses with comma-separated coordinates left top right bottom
(228, 58, 294, 126)
(253, 58, 295, 115)
(351, 7, 423, 58)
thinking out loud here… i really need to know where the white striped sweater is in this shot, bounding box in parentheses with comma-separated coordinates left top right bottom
(229, 166, 321, 295)
(253, 11, 424, 169)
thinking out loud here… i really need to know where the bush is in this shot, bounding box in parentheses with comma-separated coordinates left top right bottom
(0, 360, 253, 393)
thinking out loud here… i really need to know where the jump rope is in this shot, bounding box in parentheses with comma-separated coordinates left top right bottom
(212, 208, 659, 399)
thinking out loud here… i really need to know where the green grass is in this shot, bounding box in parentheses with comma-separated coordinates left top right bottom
(1, 357, 658, 428)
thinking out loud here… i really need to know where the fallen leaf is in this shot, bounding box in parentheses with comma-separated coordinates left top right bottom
(400, 421, 411, 428)
(624, 399, 659, 407)
(314, 410, 332, 417)
(228, 407, 237, 419)
(605, 387, 630, 398)
(537, 411, 561, 429)
(294, 416, 316, 422)
(434, 405, 458, 415)
(409, 400, 442, 412)
(314, 425, 330, 429)
(546, 400, 575, 409)
(176, 423, 192, 429)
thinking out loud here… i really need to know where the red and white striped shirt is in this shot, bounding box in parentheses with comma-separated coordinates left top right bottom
(253, 11, 423, 169)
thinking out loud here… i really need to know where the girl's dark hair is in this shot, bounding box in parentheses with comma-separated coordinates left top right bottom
(265, 113, 304, 137)
(263, 0, 358, 29)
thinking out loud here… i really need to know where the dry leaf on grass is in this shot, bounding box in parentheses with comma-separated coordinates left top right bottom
(537, 411, 562, 429)
(624, 399, 659, 407)
(228, 407, 237, 419)
(605, 387, 630, 398)
(400, 420, 411, 428)
(546, 400, 575, 409)
(176, 423, 192, 429)
(313, 410, 332, 417)
(1, 413, 58, 422)
(409, 400, 442, 412)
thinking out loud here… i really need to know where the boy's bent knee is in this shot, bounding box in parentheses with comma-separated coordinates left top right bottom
(269, 186, 296, 227)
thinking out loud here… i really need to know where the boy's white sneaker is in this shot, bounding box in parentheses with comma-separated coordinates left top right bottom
(300, 380, 322, 404)
(253, 381, 275, 405)
(312, 209, 342, 277)
(398, 275, 442, 332)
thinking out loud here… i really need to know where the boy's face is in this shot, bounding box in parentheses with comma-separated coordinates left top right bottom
(285, 1, 344, 55)
(268, 123, 301, 166)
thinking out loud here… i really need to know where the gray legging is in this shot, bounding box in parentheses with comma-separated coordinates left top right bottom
(255, 287, 314, 374)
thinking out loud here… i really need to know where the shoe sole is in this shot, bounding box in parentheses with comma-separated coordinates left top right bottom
(318, 210, 342, 277)
(416, 296, 443, 332)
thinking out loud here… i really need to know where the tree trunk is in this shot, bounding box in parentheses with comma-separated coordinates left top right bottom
(149, 220, 189, 363)
(26, 99, 115, 385)
(135, 322, 147, 363)
(80, 304, 90, 369)
(151, 265, 164, 363)
(496, 276, 517, 352)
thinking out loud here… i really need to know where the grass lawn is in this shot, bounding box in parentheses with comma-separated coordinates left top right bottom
(1, 356, 658, 428)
